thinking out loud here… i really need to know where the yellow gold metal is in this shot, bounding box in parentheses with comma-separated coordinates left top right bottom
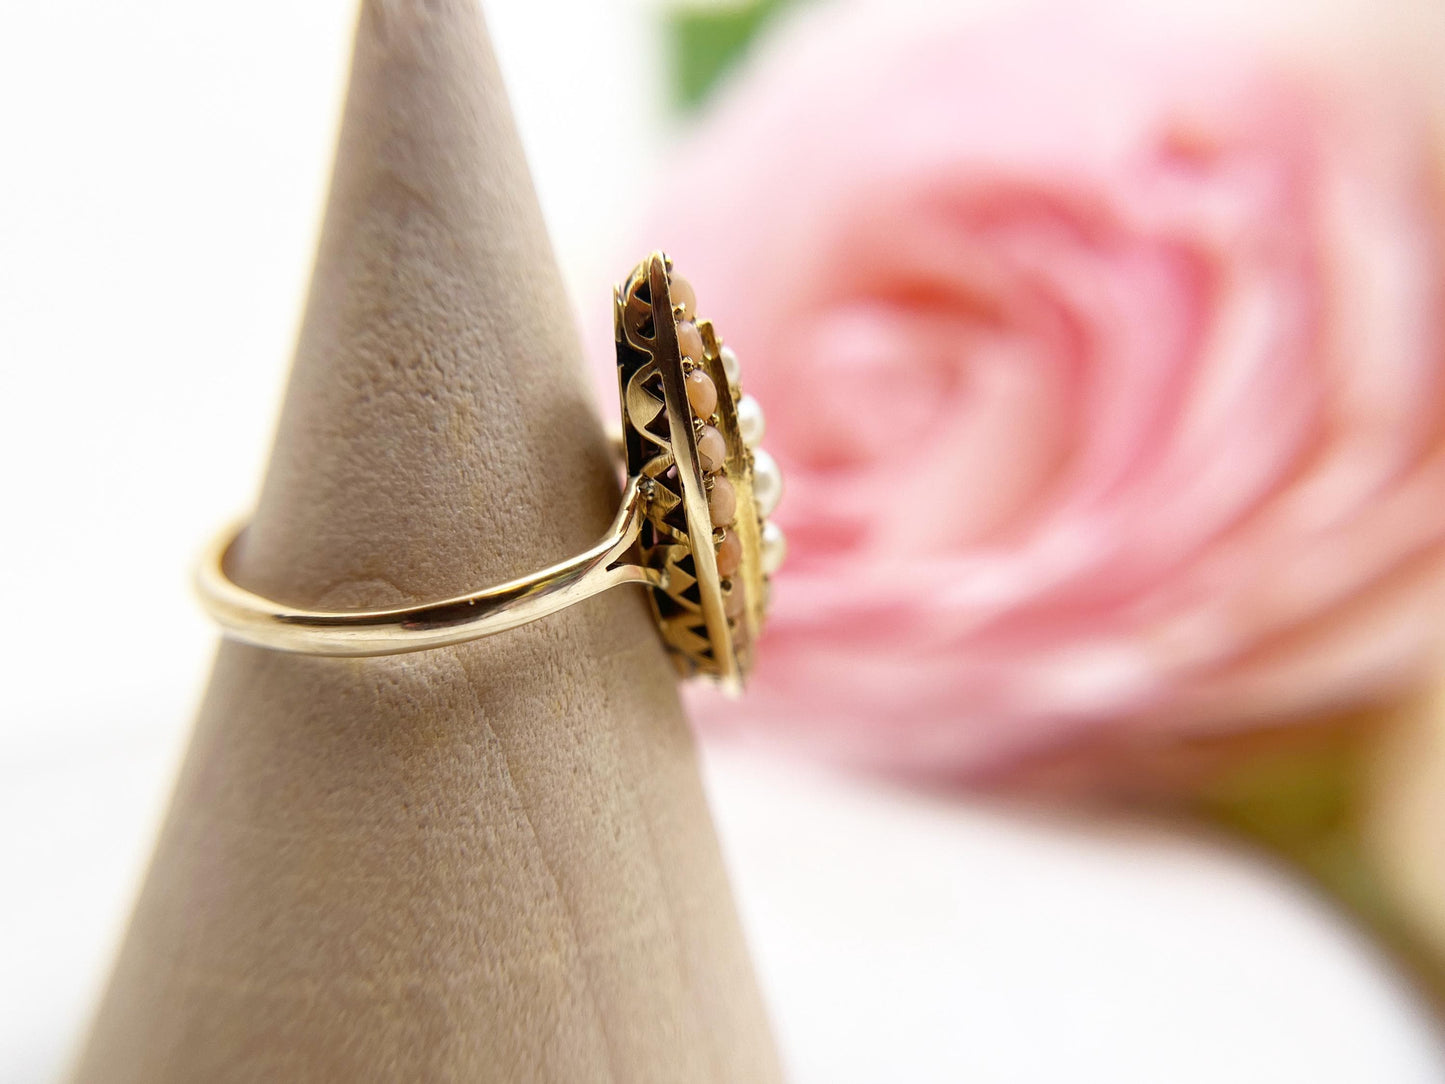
(196, 252, 779, 689)
(197, 476, 659, 658)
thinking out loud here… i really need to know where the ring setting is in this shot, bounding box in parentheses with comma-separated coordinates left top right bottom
(196, 253, 783, 691)
(616, 252, 784, 688)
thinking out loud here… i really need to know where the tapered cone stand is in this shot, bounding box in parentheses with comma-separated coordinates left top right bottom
(71, 2, 782, 1080)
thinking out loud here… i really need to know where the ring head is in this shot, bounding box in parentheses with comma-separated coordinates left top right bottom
(614, 252, 784, 692)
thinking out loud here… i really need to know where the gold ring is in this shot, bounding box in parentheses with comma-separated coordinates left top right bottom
(196, 253, 785, 690)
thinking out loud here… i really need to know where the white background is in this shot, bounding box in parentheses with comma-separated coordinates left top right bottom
(3, 0, 1445, 1080)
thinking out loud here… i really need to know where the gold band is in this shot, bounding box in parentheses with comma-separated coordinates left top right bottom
(196, 476, 660, 658)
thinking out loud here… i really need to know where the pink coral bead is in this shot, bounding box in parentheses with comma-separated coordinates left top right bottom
(708, 475, 737, 524)
(715, 529, 742, 576)
(676, 320, 705, 361)
(696, 424, 727, 471)
(685, 369, 718, 418)
(670, 274, 697, 319)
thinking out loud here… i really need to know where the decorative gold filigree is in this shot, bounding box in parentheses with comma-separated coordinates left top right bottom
(614, 252, 768, 689)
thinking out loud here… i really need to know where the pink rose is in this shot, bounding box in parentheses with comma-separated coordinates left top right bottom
(647, 6, 1445, 778)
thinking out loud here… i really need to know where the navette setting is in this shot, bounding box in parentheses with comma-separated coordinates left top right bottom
(615, 252, 784, 689)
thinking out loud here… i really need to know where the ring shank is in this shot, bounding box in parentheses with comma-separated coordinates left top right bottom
(196, 477, 658, 657)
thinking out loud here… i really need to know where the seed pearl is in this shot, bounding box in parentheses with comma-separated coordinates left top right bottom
(670, 275, 696, 320)
(752, 448, 782, 517)
(737, 394, 765, 447)
(760, 521, 787, 575)
(696, 424, 727, 471)
(716, 529, 742, 576)
(724, 582, 747, 619)
(719, 344, 740, 387)
(707, 475, 737, 524)
(677, 320, 705, 361)
(685, 368, 718, 418)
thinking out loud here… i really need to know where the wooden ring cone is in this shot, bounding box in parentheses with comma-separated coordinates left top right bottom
(71, 2, 782, 1080)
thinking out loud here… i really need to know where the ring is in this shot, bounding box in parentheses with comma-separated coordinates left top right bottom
(196, 253, 785, 689)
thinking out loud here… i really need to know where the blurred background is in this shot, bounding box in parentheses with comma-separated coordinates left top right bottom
(4, 0, 1445, 1080)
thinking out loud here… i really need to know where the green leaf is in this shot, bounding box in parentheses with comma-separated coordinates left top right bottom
(664, 0, 803, 113)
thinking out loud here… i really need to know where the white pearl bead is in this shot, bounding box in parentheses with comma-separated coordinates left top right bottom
(719, 344, 740, 388)
(737, 394, 765, 447)
(761, 521, 787, 576)
(752, 448, 782, 518)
